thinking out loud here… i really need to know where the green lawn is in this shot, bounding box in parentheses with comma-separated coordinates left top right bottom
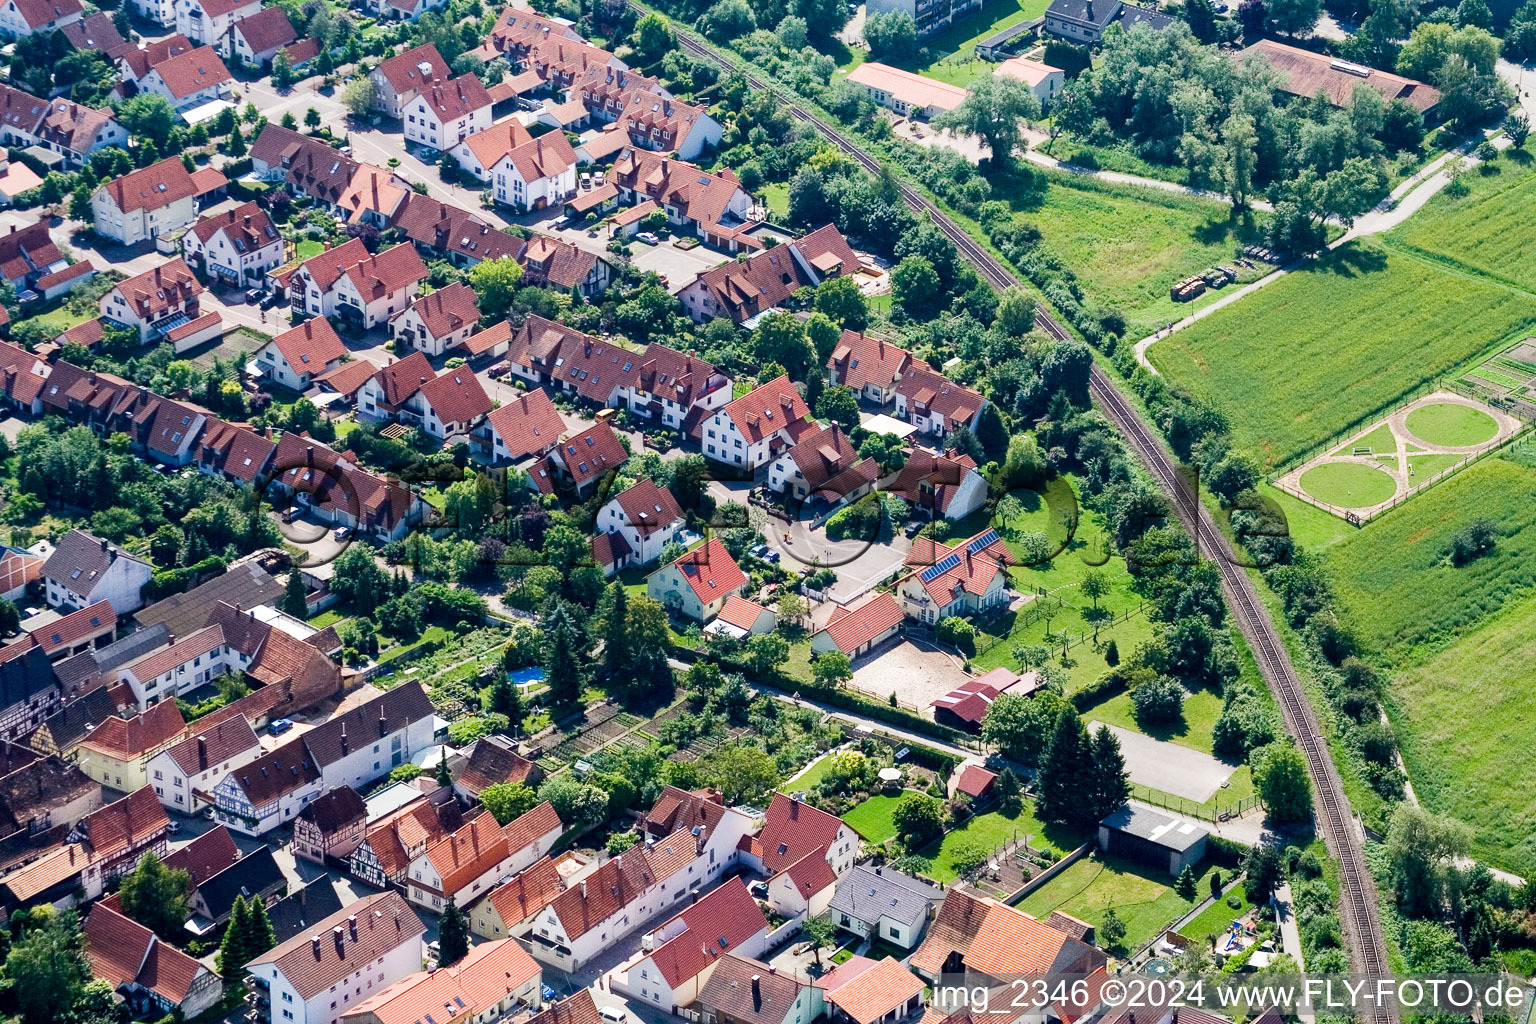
(919, 803, 1087, 882)
(1018, 853, 1220, 952)
(1255, 482, 1358, 552)
(1298, 461, 1398, 508)
(27, 304, 93, 332)
(976, 164, 1271, 339)
(781, 750, 836, 792)
(861, 0, 1050, 87)
(1087, 685, 1226, 756)
(1181, 886, 1256, 946)
(296, 240, 325, 259)
(1403, 402, 1499, 447)
(760, 182, 790, 221)
(1150, 239, 1536, 469)
(842, 791, 924, 844)
(307, 609, 346, 628)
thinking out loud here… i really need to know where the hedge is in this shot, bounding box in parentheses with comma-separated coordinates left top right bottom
(1070, 669, 1131, 712)
(1207, 834, 1248, 867)
(145, 555, 228, 601)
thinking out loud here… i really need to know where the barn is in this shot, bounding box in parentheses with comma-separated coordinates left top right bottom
(1097, 805, 1208, 876)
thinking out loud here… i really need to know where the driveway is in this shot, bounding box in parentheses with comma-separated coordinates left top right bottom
(1090, 723, 1237, 802)
(849, 636, 969, 713)
(768, 517, 911, 602)
(536, 218, 732, 291)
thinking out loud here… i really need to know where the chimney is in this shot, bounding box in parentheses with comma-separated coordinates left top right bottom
(379, 709, 388, 737)
(751, 975, 761, 1012)
(340, 723, 348, 756)
(348, 915, 358, 941)
(333, 925, 345, 953)
(311, 935, 322, 958)
(197, 735, 208, 769)
(99, 538, 108, 553)
(306, 444, 315, 465)
(580, 881, 587, 899)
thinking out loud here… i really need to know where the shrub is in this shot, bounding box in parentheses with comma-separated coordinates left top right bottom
(935, 616, 976, 653)
(1129, 675, 1185, 726)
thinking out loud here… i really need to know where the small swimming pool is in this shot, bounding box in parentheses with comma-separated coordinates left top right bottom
(1143, 959, 1173, 975)
(508, 668, 545, 686)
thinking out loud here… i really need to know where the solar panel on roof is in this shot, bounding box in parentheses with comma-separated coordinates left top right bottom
(919, 552, 961, 582)
(967, 528, 1000, 553)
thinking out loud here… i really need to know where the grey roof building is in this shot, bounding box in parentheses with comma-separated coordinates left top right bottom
(828, 865, 945, 949)
(1097, 804, 1208, 876)
(1042, 0, 1174, 43)
(265, 876, 346, 944)
(51, 624, 170, 699)
(187, 845, 286, 934)
(134, 562, 284, 637)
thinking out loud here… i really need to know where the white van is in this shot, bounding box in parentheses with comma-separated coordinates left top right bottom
(599, 1008, 626, 1024)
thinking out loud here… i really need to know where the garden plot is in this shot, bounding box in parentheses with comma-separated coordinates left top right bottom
(1272, 392, 1521, 521)
(1458, 338, 1536, 406)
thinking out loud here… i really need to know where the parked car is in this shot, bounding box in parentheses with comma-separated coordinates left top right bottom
(260, 294, 281, 310)
(419, 146, 439, 159)
(268, 718, 294, 735)
(749, 543, 780, 563)
(905, 520, 924, 538)
(333, 526, 351, 541)
(203, 807, 216, 820)
(166, 821, 180, 834)
(488, 362, 511, 378)
(635, 231, 660, 245)
(245, 288, 264, 303)
(599, 1009, 626, 1024)
(581, 172, 592, 189)
(283, 506, 301, 523)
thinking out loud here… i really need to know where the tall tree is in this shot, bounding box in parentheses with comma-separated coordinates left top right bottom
(543, 603, 584, 706)
(1085, 724, 1131, 821)
(4, 909, 90, 1024)
(1385, 803, 1470, 916)
(220, 894, 253, 980)
(1252, 742, 1313, 823)
(435, 747, 452, 786)
(281, 570, 309, 618)
(118, 852, 189, 940)
(601, 581, 629, 679)
(247, 896, 277, 960)
(1037, 709, 1095, 824)
(437, 897, 469, 965)
(479, 782, 539, 825)
(935, 74, 1042, 165)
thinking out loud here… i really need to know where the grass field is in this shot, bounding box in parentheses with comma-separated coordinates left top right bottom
(981, 165, 1270, 339)
(881, 0, 1051, 86)
(1018, 853, 1219, 951)
(781, 750, 836, 792)
(1149, 239, 1536, 469)
(1403, 403, 1499, 447)
(1327, 456, 1536, 660)
(1181, 886, 1256, 946)
(918, 803, 1086, 882)
(296, 240, 325, 259)
(1348, 423, 1397, 455)
(1298, 461, 1398, 507)
(1390, 589, 1536, 874)
(842, 791, 923, 843)
(760, 182, 789, 222)
(1087, 686, 1225, 755)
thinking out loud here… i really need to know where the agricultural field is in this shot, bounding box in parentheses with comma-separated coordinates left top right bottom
(984, 166, 1271, 339)
(1456, 337, 1536, 404)
(1150, 239, 1536, 469)
(1018, 853, 1220, 951)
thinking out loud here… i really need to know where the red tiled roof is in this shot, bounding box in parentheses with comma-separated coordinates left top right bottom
(165, 823, 240, 885)
(720, 375, 810, 445)
(814, 592, 903, 656)
(122, 624, 224, 681)
(81, 786, 171, 862)
(658, 538, 745, 604)
(610, 479, 683, 537)
(644, 878, 766, 987)
(954, 764, 997, 798)
(340, 242, 428, 300)
(269, 317, 345, 373)
(397, 283, 479, 340)
(591, 530, 630, 570)
(77, 700, 187, 760)
(459, 120, 534, 170)
(909, 890, 1104, 977)
(823, 957, 925, 1024)
(191, 201, 277, 250)
(313, 360, 377, 399)
(485, 856, 565, 928)
(714, 595, 768, 633)
(828, 330, 910, 391)
(34, 260, 95, 291)
(163, 311, 221, 342)
(230, 6, 296, 54)
(343, 938, 539, 1024)
(885, 450, 980, 517)
(553, 420, 627, 488)
(480, 388, 564, 460)
(756, 794, 845, 874)
(247, 891, 424, 998)
(102, 156, 197, 213)
(374, 44, 450, 94)
(900, 529, 1015, 606)
(459, 320, 512, 357)
(368, 350, 434, 407)
(502, 800, 562, 854)
(422, 809, 512, 899)
(502, 133, 576, 183)
(10, 0, 82, 30)
(27, 599, 115, 655)
(162, 715, 260, 777)
(454, 738, 538, 796)
(149, 45, 232, 100)
(416, 75, 491, 124)
(417, 368, 491, 427)
(524, 992, 602, 1024)
(196, 417, 276, 481)
(895, 363, 984, 431)
(517, 233, 600, 290)
(112, 258, 202, 321)
(85, 903, 206, 1007)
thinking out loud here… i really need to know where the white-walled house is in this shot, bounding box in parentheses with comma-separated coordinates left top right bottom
(0, 0, 82, 38)
(700, 375, 813, 471)
(41, 529, 153, 615)
(100, 258, 205, 343)
(646, 539, 746, 624)
(399, 368, 492, 442)
(739, 794, 859, 919)
(492, 134, 577, 212)
(305, 683, 438, 793)
(245, 891, 426, 1024)
(894, 528, 1015, 625)
(252, 318, 346, 390)
(403, 802, 561, 912)
(368, 44, 450, 119)
(595, 479, 684, 571)
(91, 156, 199, 245)
(115, 623, 252, 706)
(894, 364, 986, 442)
(175, 0, 259, 46)
(827, 866, 944, 949)
(388, 282, 480, 357)
(622, 879, 768, 1014)
(183, 201, 285, 286)
(209, 735, 322, 836)
(402, 75, 491, 151)
(145, 716, 263, 814)
(288, 239, 427, 330)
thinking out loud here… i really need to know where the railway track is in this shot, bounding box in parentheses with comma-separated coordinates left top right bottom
(651, 9, 1392, 993)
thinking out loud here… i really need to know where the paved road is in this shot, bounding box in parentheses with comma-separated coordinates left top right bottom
(1088, 722, 1237, 803)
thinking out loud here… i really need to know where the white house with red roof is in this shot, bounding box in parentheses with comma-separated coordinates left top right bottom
(175, 0, 257, 45)
(402, 367, 493, 441)
(251, 317, 347, 390)
(368, 44, 451, 118)
(647, 538, 746, 623)
(909, 888, 1106, 981)
(84, 903, 223, 1018)
(595, 479, 685, 572)
(620, 878, 768, 1013)
(289, 239, 428, 330)
(894, 364, 986, 442)
(217, 5, 297, 67)
(544, 420, 628, 499)
(821, 956, 926, 1024)
(339, 939, 543, 1024)
(895, 528, 1016, 625)
(100, 258, 204, 342)
(0, 0, 82, 38)
(404, 802, 561, 911)
(90, 156, 200, 245)
(403, 74, 491, 150)
(639, 784, 757, 880)
(469, 388, 565, 466)
(885, 450, 987, 522)
(704, 595, 776, 640)
(492, 133, 578, 212)
(827, 330, 911, 407)
(766, 422, 879, 507)
(994, 56, 1066, 106)
(742, 793, 858, 918)
(145, 715, 262, 813)
(700, 374, 814, 471)
(847, 63, 968, 119)
(388, 282, 481, 357)
(357, 350, 434, 420)
(132, 45, 234, 115)
(182, 201, 284, 286)
(810, 592, 903, 659)
(196, 418, 276, 484)
(449, 119, 534, 182)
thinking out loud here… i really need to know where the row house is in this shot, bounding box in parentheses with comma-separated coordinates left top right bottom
(646, 539, 746, 625)
(271, 439, 424, 543)
(885, 449, 988, 522)
(176, 0, 259, 46)
(348, 791, 463, 889)
(0, 89, 124, 172)
(75, 700, 187, 792)
(679, 225, 861, 324)
(91, 156, 201, 246)
(827, 330, 911, 406)
(27, 685, 120, 757)
(0, 339, 47, 416)
(183, 201, 286, 287)
(610, 90, 721, 161)
(449, 118, 532, 182)
(24, 599, 116, 661)
(0, 786, 168, 910)
(468, 387, 565, 467)
(368, 44, 451, 119)
(538, 419, 627, 499)
(145, 715, 263, 814)
(516, 233, 613, 297)
(621, 879, 769, 1014)
(196, 417, 277, 486)
(99, 258, 205, 342)
(252, 317, 347, 390)
(402, 75, 491, 151)
(700, 374, 813, 471)
(85, 904, 224, 1017)
(292, 785, 368, 864)
(209, 733, 323, 835)
(738, 793, 859, 918)
(504, 314, 731, 429)
(0, 222, 94, 307)
(468, 856, 565, 941)
(39, 528, 154, 615)
(696, 954, 823, 1024)
(250, 124, 368, 208)
(607, 149, 757, 253)
(217, 5, 297, 68)
(122, 44, 234, 116)
(303, 682, 438, 794)
(388, 282, 480, 357)
(115, 622, 252, 710)
(766, 423, 879, 508)
(245, 891, 427, 1024)
(288, 238, 428, 330)
(593, 479, 684, 574)
(403, 801, 561, 912)
(894, 528, 1016, 625)
(493, 133, 577, 212)
(404, 367, 493, 442)
(339, 940, 543, 1024)
(356, 350, 433, 420)
(387, 192, 527, 268)
(893, 363, 986, 442)
(480, 7, 585, 63)
(0, 0, 82, 39)
(0, 639, 62, 744)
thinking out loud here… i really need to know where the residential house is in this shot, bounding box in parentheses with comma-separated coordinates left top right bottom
(809, 593, 904, 660)
(821, 957, 925, 1024)
(304, 683, 438, 793)
(185, 844, 286, 934)
(144, 714, 263, 814)
(543, 420, 627, 499)
(404, 802, 562, 912)
(893, 364, 985, 441)
(26, 685, 119, 757)
(594, 479, 685, 573)
(369, 44, 451, 119)
(679, 225, 860, 324)
(0, 222, 93, 306)
(176, 0, 258, 45)
(449, 119, 532, 182)
(1236, 39, 1440, 115)
(478, 7, 586, 63)
(607, 90, 720, 161)
(492, 133, 577, 212)
(884, 450, 987, 522)
(44, 622, 167, 703)
(340, 939, 543, 1024)
(99, 258, 205, 343)
(739, 793, 859, 918)
(114, 621, 247, 707)
(40, 530, 153, 615)
(129, 45, 233, 114)
(908, 889, 1107, 981)
(1041, 0, 1175, 42)
(348, 792, 462, 889)
(196, 416, 278, 484)
(0, 755, 101, 849)
(372, 0, 448, 21)
(84, 904, 224, 1017)
(249, 124, 365, 207)
(847, 63, 968, 120)
(516, 233, 613, 297)
(36, 98, 128, 170)
(469, 387, 565, 466)
(607, 149, 756, 252)
(208, 734, 321, 836)
(699, 375, 813, 471)
(828, 866, 943, 949)
(91, 156, 200, 245)
(387, 192, 528, 268)
(468, 855, 565, 940)
(826, 331, 911, 407)
(252, 317, 347, 390)
(696, 955, 823, 1024)
(403, 75, 491, 151)
(766, 423, 879, 509)
(292, 785, 369, 863)
(623, 878, 768, 1013)
(388, 282, 480, 357)
(994, 57, 1066, 106)
(0, 339, 48, 416)
(356, 350, 433, 420)
(24, 600, 116, 661)
(313, 361, 379, 408)
(894, 528, 1015, 625)
(449, 734, 542, 804)
(269, 433, 428, 543)
(703, 596, 776, 641)
(266, 877, 347, 943)
(183, 201, 285, 286)
(245, 891, 427, 1024)
(20, 787, 168, 904)
(404, 367, 492, 441)
(647, 539, 746, 624)
(218, 5, 295, 67)
(639, 785, 757, 879)
(75, 700, 187, 791)
(289, 239, 427, 330)
(0, 0, 81, 37)
(116, 33, 193, 83)
(60, 11, 130, 57)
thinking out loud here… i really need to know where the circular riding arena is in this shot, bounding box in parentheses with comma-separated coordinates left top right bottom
(1274, 391, 1523, 521)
